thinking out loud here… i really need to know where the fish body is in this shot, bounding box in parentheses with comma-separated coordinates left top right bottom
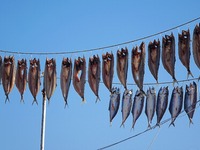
(184, 82, 197, 125)
(156, 86, 169, 127)
(102, 52, 114, 92)
(121, 89, 132, 127)
(148, 39, 160, 83)
(28, 58, 40, 104)
(117, 48, 128, 89)
(192, 23, 200, 69)
(145, 87, 156, 128)
(44, 58, 57, 102)
(169, 86, 183, 127)
(178, 29, 193, 78)
(162, 33, 177, 83)
(88, 55, 101, 102)
(73, 56, 86, 102)
(2, 56, 16, 102)
(0, 56, 2, 84)
(132, 90, 144, 128)
(15, 59, 27, 102)
(60, 57, 72, 106)
(131, 42, 145, 92)
(109, 87, 120, 124)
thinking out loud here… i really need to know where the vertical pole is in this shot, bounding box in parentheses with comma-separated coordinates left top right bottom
(40, 89, 47, 150)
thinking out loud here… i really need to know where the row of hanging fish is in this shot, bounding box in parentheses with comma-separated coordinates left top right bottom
(0, 24, 199, 105)
(109, 82, 198, 128)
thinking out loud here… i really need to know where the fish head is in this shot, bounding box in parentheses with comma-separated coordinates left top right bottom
(62, 58, 71, 68)
(150, 87, 156, 94)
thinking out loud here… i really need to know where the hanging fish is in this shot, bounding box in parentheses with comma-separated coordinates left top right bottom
(169, 86, 183, 127)
(184, 82, 197, 125)
(192, 23, 200, 70)
(28, 58, 40, 105)
(131, 42, 145, 94)
(0, 56, 2, 84)
(109, 87, 120, 124)
(120, 89, 132, 127)
(60, 58, 72, 107)
(132, 90, 145, 129)
(73, 56, 86, 102)
(44, 58, 57, 103)
(145, 87, 156, 128)
(102, 52, 114, 92)
(148, 39, 160, 83)
(88, 55, 101, 102)
(2, 56, 16, 102)
(117, 47, 128, 89)
(15, 59, 27, 102)
(156, 86, 169, 127)
(178, 29, 193, 78)
(162, 33, 177, 84)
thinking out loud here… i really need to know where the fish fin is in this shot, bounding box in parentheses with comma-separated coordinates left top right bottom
(187, 70, 194, 79)
(32, 98, 38, 105)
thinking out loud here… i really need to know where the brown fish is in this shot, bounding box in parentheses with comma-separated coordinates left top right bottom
(117, 47, 128, 89)
(88, 55, 101, 102)
(102, 52, 114, 92)
(44, 58, 57, 103)
(162, 33, 177, 84)
(148, 39, 160, 83)
(193, 23, 200, 70)
(73, 56, 86, 102)
(60, 57, 72, 107)
(131, 42, 145, 93)
(0, 56, 2, 84)
(15, 59, 27, 102)
(178, 29, 193, 78)
(2, 56, 16, 102)
(28, 58, 40, 105)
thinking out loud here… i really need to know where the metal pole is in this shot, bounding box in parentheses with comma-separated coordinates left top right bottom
(40, 89, 47, 150)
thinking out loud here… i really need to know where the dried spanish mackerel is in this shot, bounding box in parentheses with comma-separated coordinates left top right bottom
(178, 29, 193, 78)
(2, 56, 16, 102)
(15, 59, 27, 102)
(148, 39, 160, 83)
(88, 55, 101, 102)
(102, 52, 114, 92)
(117, 48, 128, 89)
(193, 23, 200, 70)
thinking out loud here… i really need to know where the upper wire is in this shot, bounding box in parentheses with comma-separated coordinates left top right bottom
(0, 16, 200, 55)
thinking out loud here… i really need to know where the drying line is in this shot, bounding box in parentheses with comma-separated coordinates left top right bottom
(0, 16, 200, 55)
(97, 100, 200, 150)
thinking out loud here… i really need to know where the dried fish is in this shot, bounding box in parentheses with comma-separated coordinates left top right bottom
(0, 56, 2, 84)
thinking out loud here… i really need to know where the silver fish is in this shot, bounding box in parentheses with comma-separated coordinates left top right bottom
(102, 52, 114, 92)
(131, 42, 145, 93)
(60, 57, 72, 107)
(88, 55, 101, 102)
(28, 58, 40, 105)
(44, 58, 57, 103)
(0, 56, 2, 84)
(162, 33, 177, 84)
(132, 90, 145, 129)
(156, 86, 169, 127)
(2, 56, 16, 102)
(148, 39, 160, 83)
(15, 59, 27, 102)
(145, 87, 156, 128)
(192, 23, 200, 70)
(117, 48, 128, 89)
(121, 89, 132, 127)
(169, 86, 183, 127)
(109, 87, 120, 124)
(73, 56, 86, 102)
(178, 29, 193, 78)
(184, 82, 197, 125)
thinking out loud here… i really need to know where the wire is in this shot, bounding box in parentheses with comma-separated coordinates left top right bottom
(97, 100, 200, 150)
(0, 16, 200, 55)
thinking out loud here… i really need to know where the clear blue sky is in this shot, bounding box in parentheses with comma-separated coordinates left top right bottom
(0, 0, 200, 150)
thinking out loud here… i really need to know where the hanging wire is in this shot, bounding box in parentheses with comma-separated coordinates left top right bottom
(97, 100, 200, 150)
(0, 16, 200, 55)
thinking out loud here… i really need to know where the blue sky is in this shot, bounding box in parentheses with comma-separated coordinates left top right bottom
(0, 0, 200, 150)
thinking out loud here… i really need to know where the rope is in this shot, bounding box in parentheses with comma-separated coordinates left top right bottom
(0, 16, 200, 55)
(97, 100, 200, 150)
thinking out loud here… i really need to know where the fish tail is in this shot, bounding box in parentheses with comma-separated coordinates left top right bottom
(189, 118, 193, 127)
(20, 94, 25, 104)
(120, 121, 125, 128)
(198, 76, 200, 82)
(64, 100, 68, 108)
(140, 89, 146, 96)
(169, 121, 175, 127)
(187, 70, 194, 79)
(82, 97, 86, 103)
(32, 98, 38, 105)
(132, 121, 136, 129)
(156, 122, 161, 128)
(173, 78, 178, 86)
(148, 123, 152, 129)
(5, 94, 9, 103)
(95, 95, 100, 103)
